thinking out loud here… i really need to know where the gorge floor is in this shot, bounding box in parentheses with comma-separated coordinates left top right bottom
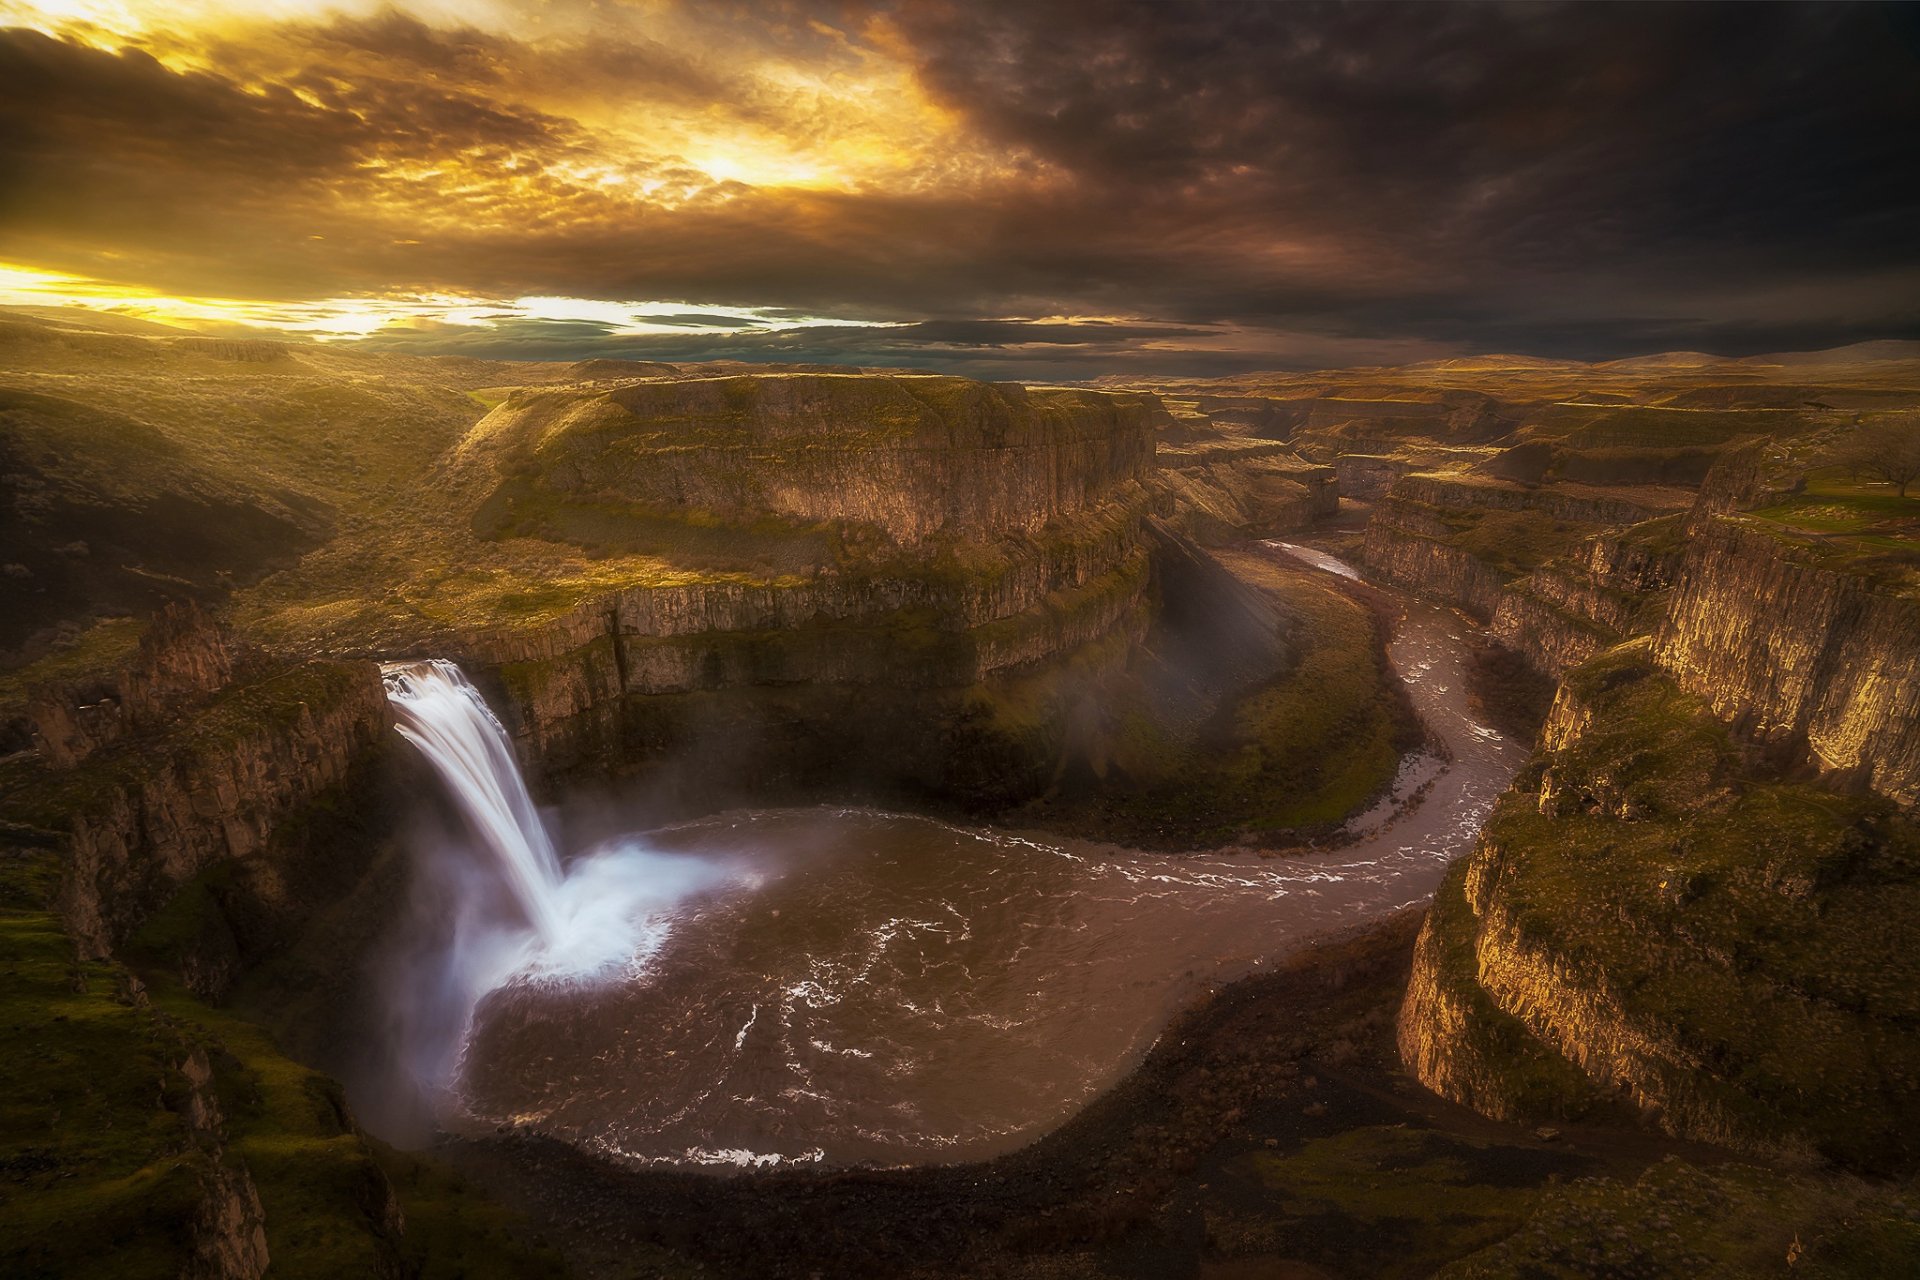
(366, 547, 1522, 1169)
(438, 914, 1743, 1280)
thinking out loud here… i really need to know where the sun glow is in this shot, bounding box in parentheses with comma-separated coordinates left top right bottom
(0, 0, 1055, 360)
(0, 263, 897, 342)
(0, 1, 515, 38)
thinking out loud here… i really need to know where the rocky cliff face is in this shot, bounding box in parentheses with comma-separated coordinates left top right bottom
(1489, 517, 1685, 679)
(1361, 523, 1513, 619)
(26, 600, 235, 766)
(1150, 440, 1336, 543)
(1653, 516, 1920, 804)
(461, 373, 1159, 546)
(447, 479, 1157, 790)
(10, 658, 392, 962)
(1362, 469, 1692, 679)
(1331, 454, 1421, 502)
(400, 375, 1189, 797)
(1387, 474, 1691, 527)
(1692, 436, 1807, 515)
(1399, 645, 1920, 1170)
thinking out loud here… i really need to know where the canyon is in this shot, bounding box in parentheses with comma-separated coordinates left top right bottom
(3, 311, 1918, 1278)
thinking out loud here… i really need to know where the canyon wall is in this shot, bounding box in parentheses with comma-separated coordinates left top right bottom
(1488, 517, 1685, 679)
(1653, 516, 1920, 805)
(426, 376, 1191, 798)
(1361, 468, 1695, 680)
(1151, 443, 1337, 543)
(24, 601, 235, 766)
(1399, 646, 1920, 1169)
(1361, 523, 1512, 620)
(0, 371, 1198, 1280)
(1386, 474, 1689, 527)
(461, 374, 1161, 545)
(10, 652, 391, 964)
(1386, 430, 1920, 1168)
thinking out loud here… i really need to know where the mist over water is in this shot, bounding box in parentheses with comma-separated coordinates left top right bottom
(374, 661, 746, 1133)
(366, 549, 1525, 1167)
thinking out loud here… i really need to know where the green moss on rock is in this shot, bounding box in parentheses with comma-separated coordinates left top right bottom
(1407, 645, 1920, 1169)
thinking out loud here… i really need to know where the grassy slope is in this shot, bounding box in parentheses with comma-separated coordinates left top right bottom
(1747, 463, 1920, 595)
(1440, 1158, 1920, 1279)
(0, 317, 493, 664)
(0, 869, 199, 1280)
(0, 874, 560, 1278)
(0, 865, 562, 1280)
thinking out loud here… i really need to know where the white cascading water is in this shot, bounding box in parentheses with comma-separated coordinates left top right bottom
(383, 660, 566, 942)
(373, 660, 742, 1132)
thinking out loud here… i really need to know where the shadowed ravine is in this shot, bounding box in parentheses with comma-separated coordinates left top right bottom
(374, 545, 1525, 1169)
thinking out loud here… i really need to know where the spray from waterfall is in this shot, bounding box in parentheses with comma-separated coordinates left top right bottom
(366, 659, 744, 1141)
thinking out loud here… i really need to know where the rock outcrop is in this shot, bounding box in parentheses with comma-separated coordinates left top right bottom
(451, 483, 1156, 790)
(1362, 521, 1513, 619)
(409, 375, 1188, 799)
(1653, 516, 1920, 804)
(1489, 516, 1686, 678)
(1399, 644, 1920, 1170)
(1362, 471, 1693, 677)
(1151, 440, 1336, 543)
(27, 601, 235, 766)
(13, 658, 393, 960)
(1386, 474, 1691, 528)
(461, 373, 1160, 546)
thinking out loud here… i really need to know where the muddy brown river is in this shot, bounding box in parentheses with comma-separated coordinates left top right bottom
(396, 544, 1524, 1168)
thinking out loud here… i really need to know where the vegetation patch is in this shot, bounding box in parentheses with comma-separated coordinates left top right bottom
(1747, 465, 1920, 593)
(1008, 552, 1417, 845)
(1448, 648, 1920, 1168)
(1439, 1158, 1920, 1279)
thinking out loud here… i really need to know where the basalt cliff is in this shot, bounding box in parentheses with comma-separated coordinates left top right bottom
(6, 314, 1920, 1279)
(1128, 350, 1920, 1179)
(2, 317, 1381, 1278)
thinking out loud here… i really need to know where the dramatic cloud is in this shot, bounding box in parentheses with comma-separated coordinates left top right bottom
(0, 0, 1915, 371)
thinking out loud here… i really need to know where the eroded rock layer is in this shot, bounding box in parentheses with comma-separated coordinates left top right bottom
(14, 659, 391, 962)
(460, 373, 1160, 545)
(400, 376, 1190, 796)
(1654, 516, 1920, 804)
(1399, 645, 1920, 1169)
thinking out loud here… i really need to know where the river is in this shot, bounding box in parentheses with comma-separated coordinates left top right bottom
(383, 543, 1525, 1168)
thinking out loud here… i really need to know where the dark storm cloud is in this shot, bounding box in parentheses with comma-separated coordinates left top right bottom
(887, 0, 1920, 326)
(1, 1, 1916, 370)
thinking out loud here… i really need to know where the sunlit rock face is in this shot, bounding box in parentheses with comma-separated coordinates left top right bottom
(1361, 472, 1694, 628)
(1150, 439, 1336, 544)
(424, 373, 1178, 795)
(1653, 516, 1920, 805)
(458, 373, 1160, 545)
(1489, 516, 1685, 680)
(1398, 644, 1920, 1171)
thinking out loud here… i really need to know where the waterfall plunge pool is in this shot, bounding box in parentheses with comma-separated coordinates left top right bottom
(365, 547, 1524, 1169)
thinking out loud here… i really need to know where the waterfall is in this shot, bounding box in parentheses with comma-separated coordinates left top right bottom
(381, 659, 565, 943)
(365, 657, 747, 1142)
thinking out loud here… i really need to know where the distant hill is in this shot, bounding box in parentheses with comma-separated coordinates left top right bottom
(564, 357, 681, 380)
(1750, 339, 1920, 366)
(0, 304, 196, 337)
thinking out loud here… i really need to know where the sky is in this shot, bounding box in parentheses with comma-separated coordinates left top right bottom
(1, 0, 1917, 378)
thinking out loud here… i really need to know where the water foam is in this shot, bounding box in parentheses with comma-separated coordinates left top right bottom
(377, 659, 739, 1114)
